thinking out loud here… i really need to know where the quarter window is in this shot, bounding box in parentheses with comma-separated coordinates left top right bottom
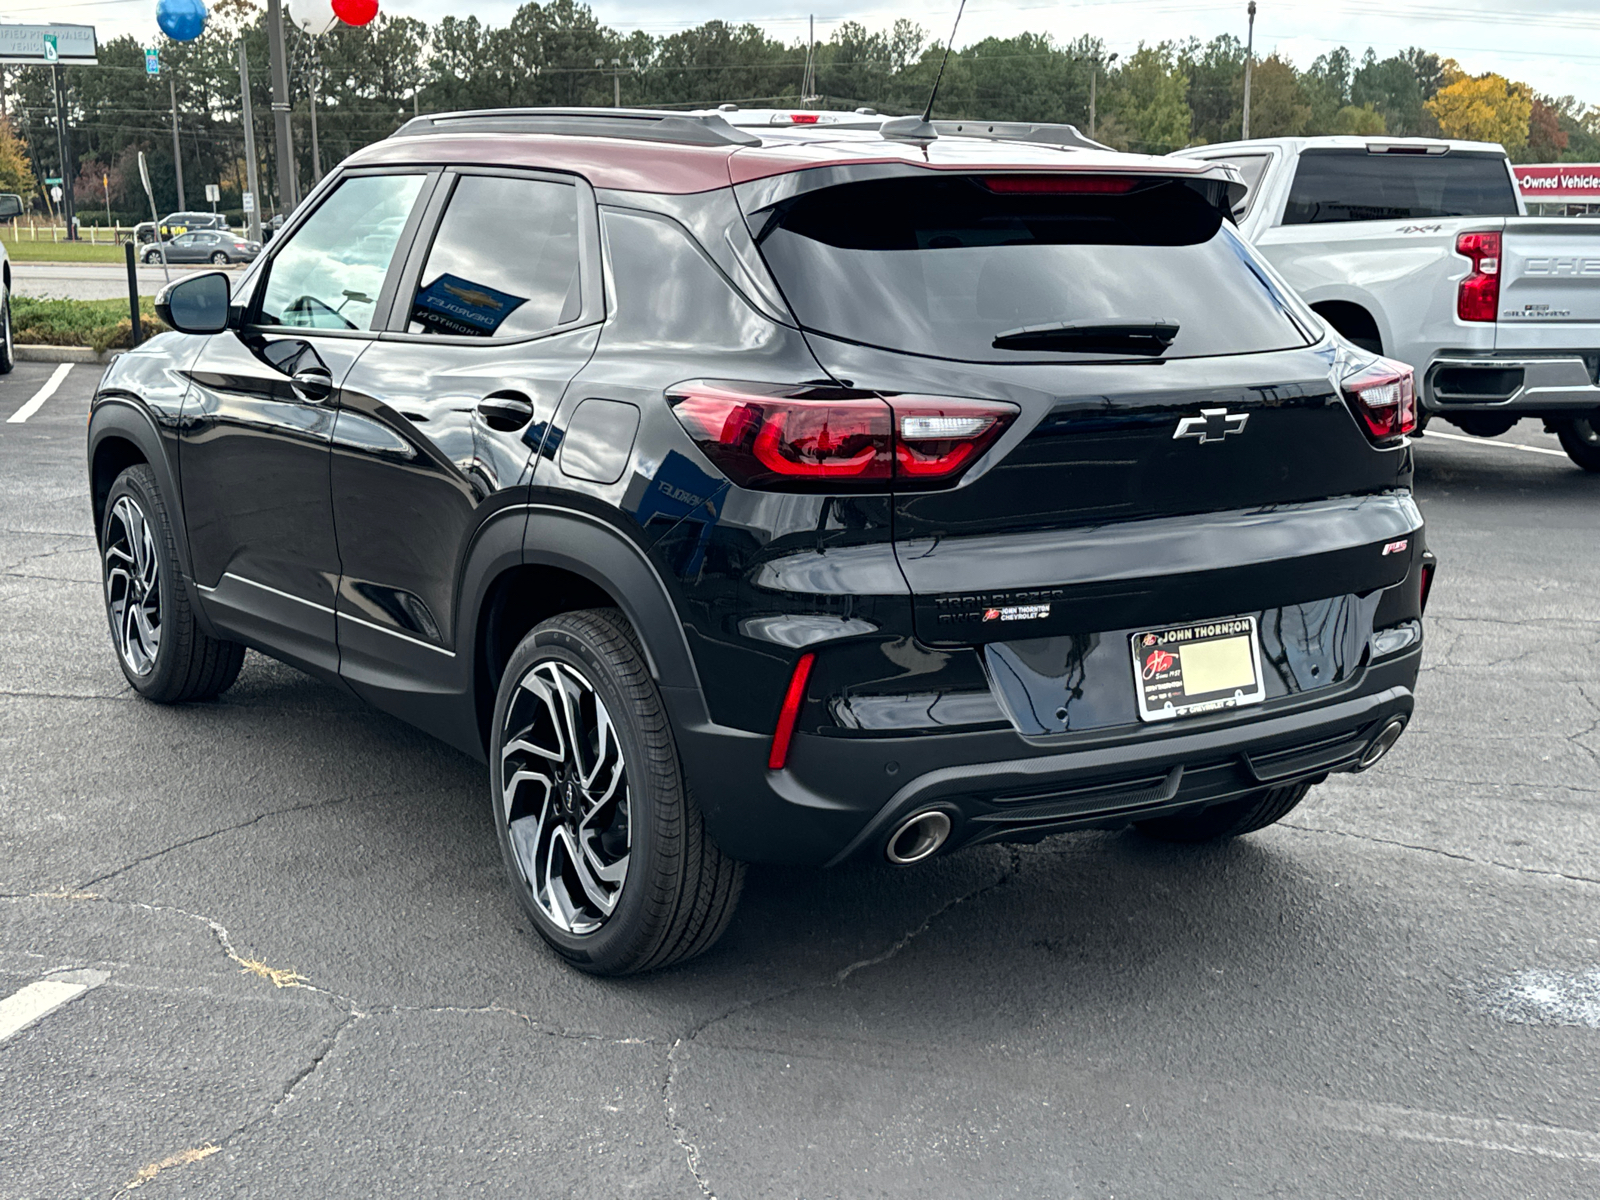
(407, 175, 581, 339)
(258, 173, 425, 331)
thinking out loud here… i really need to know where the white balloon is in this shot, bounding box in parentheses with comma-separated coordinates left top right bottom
(288, 2, 339, 36)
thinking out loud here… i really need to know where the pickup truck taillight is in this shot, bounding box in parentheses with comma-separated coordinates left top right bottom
(1456, 230, 1500, 322)
(668, 381, 1017, 492)
(1342, 359, 1417, 442)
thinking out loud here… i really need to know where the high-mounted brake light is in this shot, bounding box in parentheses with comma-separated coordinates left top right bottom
(1341, 358, 1417, 443)
(789, 113, 821, 124)
(982, 175, 1142, 194)
(1456, 230, 1500, 323)
(667, 381, 1017, 492)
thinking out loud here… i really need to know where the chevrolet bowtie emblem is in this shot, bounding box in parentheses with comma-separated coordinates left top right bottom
(1173, 408, 1249, 443)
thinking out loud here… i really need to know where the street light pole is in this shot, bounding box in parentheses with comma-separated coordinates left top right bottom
(266, 0, 298, 212)
(169, 76, 187, 210)
(239, 41, 263, 243)
(1242, 1, 1257, 140)
(51, 64, 78, 240)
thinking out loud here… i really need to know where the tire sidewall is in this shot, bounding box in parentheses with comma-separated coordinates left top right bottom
(0, 293, 14, 374)
(488, 618, 677, 972)
(101, 468, 182, 697)
(211, 252, 228, 265)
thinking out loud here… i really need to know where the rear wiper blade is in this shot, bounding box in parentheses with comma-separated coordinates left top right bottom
(991, 319, 1180, 355)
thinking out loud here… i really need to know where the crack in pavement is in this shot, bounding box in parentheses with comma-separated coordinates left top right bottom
(1280, 822, 1600, 887)
(1375, 768, 1600, 796)
(659, 848, 1024, 1199)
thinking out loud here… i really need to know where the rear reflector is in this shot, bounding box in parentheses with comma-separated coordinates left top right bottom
(1456, 230, 1500, 323)
(768, 652, 815, 770)
(982, 174, 1142, 194)
(668, 381, 1016, 491)
(1341, 358, 1417, 443)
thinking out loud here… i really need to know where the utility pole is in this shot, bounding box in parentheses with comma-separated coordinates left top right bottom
(169, 76, 186, 210)
(51, 65, 77, 240)
(267, 0, 298, 212)
(239, 42, 263, 242)
(1089, 51, 1116, 140)
(1242, 1, 1257, 140)
(309, 45, 322, 184)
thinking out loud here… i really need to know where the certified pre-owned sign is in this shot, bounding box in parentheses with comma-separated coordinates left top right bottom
(0, 24, 99, 66)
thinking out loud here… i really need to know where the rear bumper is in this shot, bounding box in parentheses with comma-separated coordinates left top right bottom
(1423, 354, 1600, 413)
(670, 644, 1421, 868)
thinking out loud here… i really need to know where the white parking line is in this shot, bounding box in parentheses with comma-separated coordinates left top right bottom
(6, 362, 73, 424)
(1423, 429, 1569, 458)
(0, 968, 109, 1042)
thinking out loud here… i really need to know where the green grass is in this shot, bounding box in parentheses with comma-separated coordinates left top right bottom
(2, 238, 131, 264)
(12, 297, 168, 354)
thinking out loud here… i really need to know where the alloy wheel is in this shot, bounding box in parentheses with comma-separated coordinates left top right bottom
(500, 660, 631, 935)
(104, 495, 162, 675)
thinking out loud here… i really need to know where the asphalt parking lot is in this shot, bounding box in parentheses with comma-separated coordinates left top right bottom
(2, 360, 1597, 1198)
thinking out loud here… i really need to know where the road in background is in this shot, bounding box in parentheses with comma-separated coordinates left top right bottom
(10, 262, 240, 302)
(2, 363, 1597, 1197)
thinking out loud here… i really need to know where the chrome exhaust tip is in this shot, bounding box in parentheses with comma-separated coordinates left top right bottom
(1356, 717, 1408, 770)
(885, 810, 953, 865)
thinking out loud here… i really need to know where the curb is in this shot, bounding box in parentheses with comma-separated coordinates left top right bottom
(15, 344, 112, 365)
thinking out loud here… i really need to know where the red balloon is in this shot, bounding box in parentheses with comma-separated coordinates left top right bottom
(332, 0, 378, 25)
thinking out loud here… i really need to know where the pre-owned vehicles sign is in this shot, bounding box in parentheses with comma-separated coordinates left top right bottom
(1513, 165, 1600, 201)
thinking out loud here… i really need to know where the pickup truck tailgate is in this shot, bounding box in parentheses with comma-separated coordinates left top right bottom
(1498, 219, 1600, 345)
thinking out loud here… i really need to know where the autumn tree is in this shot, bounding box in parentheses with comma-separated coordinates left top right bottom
(1425, 68, 1532, 153)
(1525, 97, 1568, 162)
(0, 115, 35, 200)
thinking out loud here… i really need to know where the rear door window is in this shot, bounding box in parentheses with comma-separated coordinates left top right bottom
(257, 173, 426, 332)
(1202, 154, 1270, 217)
(406, 174, 581, 338)
(754, 174, 1312, 363)
(1284, 150, 1518, 224)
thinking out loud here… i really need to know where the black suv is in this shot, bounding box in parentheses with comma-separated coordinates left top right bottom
(88, 109, 1433, 974)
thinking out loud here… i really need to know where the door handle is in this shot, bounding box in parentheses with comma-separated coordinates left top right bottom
(291, 367, 334, 403)
(477, 393, 535, 432)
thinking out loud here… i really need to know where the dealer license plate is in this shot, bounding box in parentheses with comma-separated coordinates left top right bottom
(1131, 616, 1266, 723)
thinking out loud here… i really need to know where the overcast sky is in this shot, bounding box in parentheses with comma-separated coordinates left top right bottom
(22, 0, 1600, 106)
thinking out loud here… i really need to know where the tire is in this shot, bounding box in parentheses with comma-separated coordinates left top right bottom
(0, 292, 14, 375)
(1555, 415, 1600, 472)
(210, 252, 229, 265)
(489, 608, 744, 975)
(1134, 781, 1313, 843)
(143, 249, 159, 264)
(100, 465, 245, 703)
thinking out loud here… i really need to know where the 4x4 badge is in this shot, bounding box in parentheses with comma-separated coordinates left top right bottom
(1173, 408, 1249, 443)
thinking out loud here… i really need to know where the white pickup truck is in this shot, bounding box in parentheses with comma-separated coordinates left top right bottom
(1173, 136, 1600, 471)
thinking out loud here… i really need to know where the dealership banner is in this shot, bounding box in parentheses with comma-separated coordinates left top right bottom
(1514, 165, 1600, 201)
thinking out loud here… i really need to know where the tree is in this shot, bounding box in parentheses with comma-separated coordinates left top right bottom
(1302, 47, 1352, 134)
(1178, 35, 1245, 145)
(1351, 49, 1427, 136)
(1525, 96, 1568, 163)
(0, 115, 35, 199)
(1241, 54, 1309, 138)
(1425, 71, 1532, 153)
(1105, 43, 1190, 153)
(1332, 103, 1386, 135)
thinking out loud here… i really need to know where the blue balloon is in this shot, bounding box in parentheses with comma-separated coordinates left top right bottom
(155, 0, 208, 43)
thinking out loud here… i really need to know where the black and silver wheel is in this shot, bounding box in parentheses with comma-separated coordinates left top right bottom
(1555, 415, 1600, 472)
(99, 465, 245, 702)
(1134, 781, 1313, 843)
(0, 291, 14, 375)
(490, 608, 743, 975)
(143, 248, 160, 264)
(210, 251, 229, 265)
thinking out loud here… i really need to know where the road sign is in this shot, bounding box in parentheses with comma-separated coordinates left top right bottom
(50, 185, 62, 204)
(205, 183, 221, 203)
(44, 176, 62, 186)
(145, 47, 159, 75)
(242, 191, 256, 213)
(42, 34, 57, 63)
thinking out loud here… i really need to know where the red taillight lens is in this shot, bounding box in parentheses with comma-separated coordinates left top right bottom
(982, 174, 1141, 194)
(789, 113, 820, 124)
(668, 382, 1016, 491)
(768, 652, 815, 770)
(1456, 230, 1500, 323)
(1342, 358, 1417, 442)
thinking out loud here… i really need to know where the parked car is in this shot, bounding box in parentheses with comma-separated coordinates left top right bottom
(142, 229, 261, 265)
(132, 211, 227, 244)
(89, 108, 1433, 974)
(0, 191, 21, 375)
(1174, 136, 1600, 470)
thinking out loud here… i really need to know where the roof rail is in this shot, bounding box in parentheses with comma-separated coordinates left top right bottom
(932, 120, 1110, 151)
(390, 108, 762, 148)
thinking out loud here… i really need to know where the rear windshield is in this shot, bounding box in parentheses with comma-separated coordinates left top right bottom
(1284, 150, 1518, 224)
(753, 175, 1313, 363)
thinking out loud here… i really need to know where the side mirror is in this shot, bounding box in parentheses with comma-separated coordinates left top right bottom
(0, 193, 23, 220)
(155, 271, 232, 335)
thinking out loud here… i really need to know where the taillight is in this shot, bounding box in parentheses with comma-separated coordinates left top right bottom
(768, 652, 815, 770)
(668, 381, 1016, 491)
(1341, 358, 1417, 442)
(1456, 230, 1500, 323)
(789, 113, 820, 125)
(982, 174, 1141, 194)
